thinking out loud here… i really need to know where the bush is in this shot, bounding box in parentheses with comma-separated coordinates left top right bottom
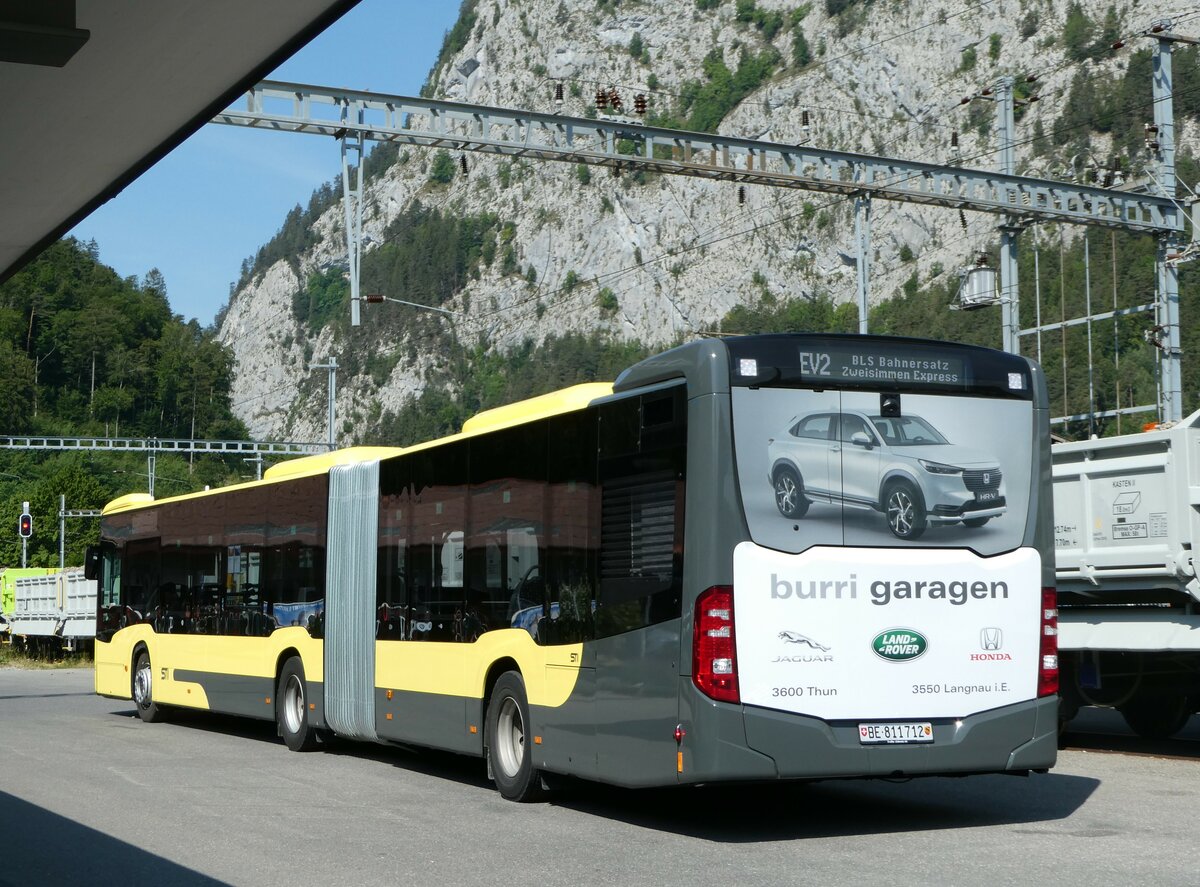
(595, 287, 619, 314)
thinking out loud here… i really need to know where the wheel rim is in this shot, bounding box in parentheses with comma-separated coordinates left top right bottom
(494, 695, 524, 778)
(283, 674, 305, 735)
(775, 473, 798, 515)
(888, 488, 914, 536)
(133, 659, 152, 708)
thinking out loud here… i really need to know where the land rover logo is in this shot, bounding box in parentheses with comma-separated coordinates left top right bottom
(872, 628, 928, 661)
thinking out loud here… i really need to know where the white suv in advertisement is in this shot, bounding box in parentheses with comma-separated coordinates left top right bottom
(767, 410, 1006, 539)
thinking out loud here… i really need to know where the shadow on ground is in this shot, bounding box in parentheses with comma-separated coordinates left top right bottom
(0, 791, 229, 887)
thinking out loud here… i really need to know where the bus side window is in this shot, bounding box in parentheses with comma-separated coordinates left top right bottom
(543, 410, 599, 645)
(594, 387, 686, 639)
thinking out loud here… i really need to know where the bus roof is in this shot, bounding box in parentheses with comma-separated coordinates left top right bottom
(100, 382, 614, 516)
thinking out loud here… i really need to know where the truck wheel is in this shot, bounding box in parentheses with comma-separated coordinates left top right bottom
(884, 480, 926, 540)
(1119, 686, 1193, 739)
(132, 650, 168, 723)
(773, 466, 809, 518)
(277, 657, 319, 751)
(485, 671, 545, 802)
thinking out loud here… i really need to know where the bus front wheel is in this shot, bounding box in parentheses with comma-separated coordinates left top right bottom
(132, 650, 167, 723)
(277, 657, 319, 752)
(485, 671, 545, 802)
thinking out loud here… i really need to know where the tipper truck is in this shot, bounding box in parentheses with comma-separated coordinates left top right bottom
(1053, 409, 1200, 737)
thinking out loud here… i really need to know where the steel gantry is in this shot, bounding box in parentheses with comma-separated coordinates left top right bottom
(212, 30, 1189, 419)
(0, 435, 329, 495)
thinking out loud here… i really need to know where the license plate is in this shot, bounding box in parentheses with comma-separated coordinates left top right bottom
(858, 722, 934, 744)
(975, 490, 999, 503)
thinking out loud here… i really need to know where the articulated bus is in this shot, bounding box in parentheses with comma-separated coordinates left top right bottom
(90, 333, 1058, 800)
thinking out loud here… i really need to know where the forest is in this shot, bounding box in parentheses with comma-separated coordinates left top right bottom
(0, 238, 249, 567)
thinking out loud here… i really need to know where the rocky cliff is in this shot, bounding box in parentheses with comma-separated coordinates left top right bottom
(217, 0, 1196, 443)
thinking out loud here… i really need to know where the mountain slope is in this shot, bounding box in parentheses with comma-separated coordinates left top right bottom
(217, 0, 1198, 443)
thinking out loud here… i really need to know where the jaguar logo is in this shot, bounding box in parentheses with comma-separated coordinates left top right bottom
(778, 630, 830, 652)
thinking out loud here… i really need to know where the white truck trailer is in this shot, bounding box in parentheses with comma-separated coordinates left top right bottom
(6, 568, 97, 652)
(1052, 409, 1200, 737)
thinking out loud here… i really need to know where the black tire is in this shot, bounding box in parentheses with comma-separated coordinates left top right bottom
(1118, 686, 1193, 739)
(277, 657, 319, 752)
(962, 517, 990, 528)
(773, 466, 809, 519)
(485, 671, 545, 802)
(884, 480, 927, 540)
(132, 650, 168, 723)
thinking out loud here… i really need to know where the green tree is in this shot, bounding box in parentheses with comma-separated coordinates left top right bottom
(428, 149, 457, 185)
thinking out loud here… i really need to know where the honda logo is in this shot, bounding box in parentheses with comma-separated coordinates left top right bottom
(983, 472, 991, 485)
(980, 627, 1003, 650)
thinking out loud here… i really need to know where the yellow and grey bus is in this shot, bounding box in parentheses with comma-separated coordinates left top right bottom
(91, 333, 1058, 800)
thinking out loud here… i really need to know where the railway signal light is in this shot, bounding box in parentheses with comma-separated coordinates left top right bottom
(19, 511, 32, 538)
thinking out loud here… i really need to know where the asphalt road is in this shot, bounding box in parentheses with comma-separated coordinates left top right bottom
(1, 668, 1197, 887)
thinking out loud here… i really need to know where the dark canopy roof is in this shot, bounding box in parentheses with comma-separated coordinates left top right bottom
(0, 0, 360, 284)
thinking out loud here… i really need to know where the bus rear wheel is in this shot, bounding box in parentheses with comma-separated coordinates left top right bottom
(132, 650, 167, 723)
(277, 657, 319, 752)
(486, 671, 544, 802)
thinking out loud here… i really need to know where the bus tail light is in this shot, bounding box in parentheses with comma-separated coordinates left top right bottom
(693, 586, 739, 703)
(1038, 587, 1058, 697)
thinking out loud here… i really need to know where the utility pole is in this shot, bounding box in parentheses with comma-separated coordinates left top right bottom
(339, 103, 365, 328)
(58, 496, 102, 569)
(854, 194, 872, 334)
(993, 75, 1021, 355)
(310, 357, 338, 450)
(1150, 19, 1183, 423)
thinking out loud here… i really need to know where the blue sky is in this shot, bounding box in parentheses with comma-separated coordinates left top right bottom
(69, 1, 460, 327)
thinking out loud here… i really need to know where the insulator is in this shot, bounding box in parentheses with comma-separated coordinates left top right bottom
(1025, 74, 1039, 83)
(951, 131, 959, 147)
(633, 93, 647, 114)
(613, 162, 621, 177)
(1150, 23, 1166, 34)
(459, 154, 469, 175)
(1111, 40, 1126, 50)
(738, 185, 746, 205)
(801, 109, 811, 131)
(959, 209, 968, 230)
(959, 96, 972, 105)
(608, 88, 623, 111)
(595, 88, 608, 109)
(554, 82, 564, 104)
(981, 88, 993, 97)
(1027, 94, 1039, 103)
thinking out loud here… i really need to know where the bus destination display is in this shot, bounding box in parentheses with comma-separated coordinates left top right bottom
(798, 345, 965, 386)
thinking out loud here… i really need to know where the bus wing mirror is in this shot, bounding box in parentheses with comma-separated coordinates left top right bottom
(84, 544, 101, 581)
